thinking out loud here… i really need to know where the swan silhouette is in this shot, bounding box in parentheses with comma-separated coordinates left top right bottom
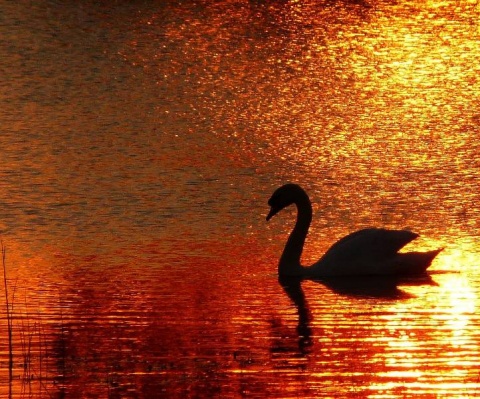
(267, 184, 442, 277)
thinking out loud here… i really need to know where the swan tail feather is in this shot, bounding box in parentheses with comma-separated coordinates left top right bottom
(391, 248, 443, 275)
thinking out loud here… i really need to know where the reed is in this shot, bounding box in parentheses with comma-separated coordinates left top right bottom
(20, 296, 34, 380)
(1, 244, 53, 398)
(2, 242, 14, 378)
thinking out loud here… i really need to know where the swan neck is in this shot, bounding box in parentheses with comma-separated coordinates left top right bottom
(279, 194, 312, 275)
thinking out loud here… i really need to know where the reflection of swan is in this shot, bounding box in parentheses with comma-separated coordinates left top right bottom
(267, 184, 442, 277)
(278, 276, 312, 353)
(318, 274, 437, 299)
(277, 274, 436, 353)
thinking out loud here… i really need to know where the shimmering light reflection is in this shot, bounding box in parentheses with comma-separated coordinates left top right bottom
(368, 264, 479, 396)
(441, 275, 476, 340)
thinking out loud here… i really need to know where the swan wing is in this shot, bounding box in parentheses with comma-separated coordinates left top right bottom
(318, 228, 418, 266)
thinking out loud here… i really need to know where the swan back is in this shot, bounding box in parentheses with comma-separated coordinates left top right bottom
(312, 228, 424, 276)
(319, 228, 418, 264)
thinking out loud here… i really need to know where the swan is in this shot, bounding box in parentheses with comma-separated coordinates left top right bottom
(267, 183, 442, 277)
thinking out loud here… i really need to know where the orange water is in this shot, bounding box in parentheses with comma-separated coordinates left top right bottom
(0, 1, 479, 397)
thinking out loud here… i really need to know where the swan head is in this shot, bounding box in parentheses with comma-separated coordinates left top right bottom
(266, 183, 305, 221)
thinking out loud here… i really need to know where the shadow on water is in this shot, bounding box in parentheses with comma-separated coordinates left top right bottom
(278, 274, 438, 354)
(315, 274, 438, 299)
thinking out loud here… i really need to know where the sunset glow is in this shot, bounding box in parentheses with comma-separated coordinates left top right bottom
(1, 0, 479, 397)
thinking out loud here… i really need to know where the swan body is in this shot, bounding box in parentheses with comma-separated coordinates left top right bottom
(267, 184, 442, 277)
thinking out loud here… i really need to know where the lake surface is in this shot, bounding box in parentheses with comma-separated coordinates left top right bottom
(1, 0, 479, 397)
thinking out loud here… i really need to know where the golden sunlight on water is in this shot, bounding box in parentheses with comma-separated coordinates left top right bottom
(1, 0, 480, 398)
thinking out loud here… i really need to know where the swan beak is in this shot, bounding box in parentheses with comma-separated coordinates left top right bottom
(266, 206, 280, 221)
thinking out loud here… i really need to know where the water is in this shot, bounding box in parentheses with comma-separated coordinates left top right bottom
(0, 0, 479, 397)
